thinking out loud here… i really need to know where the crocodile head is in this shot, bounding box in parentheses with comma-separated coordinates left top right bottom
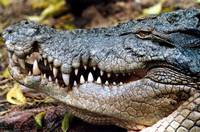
(3, 9, 200, 131)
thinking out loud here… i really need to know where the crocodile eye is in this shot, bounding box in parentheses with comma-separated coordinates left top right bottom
(136, 31, 151, 38)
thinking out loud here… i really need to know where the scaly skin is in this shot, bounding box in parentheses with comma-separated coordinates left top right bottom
(2, 8, 200, 131)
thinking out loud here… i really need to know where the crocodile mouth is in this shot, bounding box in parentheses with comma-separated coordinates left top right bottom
(8, 50, 148, 90)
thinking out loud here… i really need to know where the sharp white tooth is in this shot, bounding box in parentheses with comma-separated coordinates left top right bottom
(107, 73, 111, 78)
(48, 56, 53, 63)
(28, 71, 31, 76)
(120, 82, 123, 85)
(123, 73, 126, 76)
(88, 72, 94, 82)
(44, 74, 46, 78)
(33, 60, 41, 75)
(18, 59, 25, 69)
(80, 75, 85, 84)
(74, 81, 77, 86)
(75, 69, 78, 76)
(113, 82, 116, 85)
(49, 65, 52, 70)
(84, 65, 87, 70)
(100, 70, 103, 76)
(53, 67, 58, 77)
(42, 54, 47, 59)
(54, 59, 61, 67)
(93, 67, 96, 71)
(12, 54, 18, 63)
(116, 74, 119, 77)
(105, 81, 109, 85)
(26, 55, 30, 59)
(62, 73, 70, 86)
(44, 59, 47, 66)
(49, 76, 52, 82)
(55, 79, 58, 84)
(96, 77, 101, 84)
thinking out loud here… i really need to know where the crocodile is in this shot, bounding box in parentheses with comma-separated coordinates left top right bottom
(2, 8, 200, 131)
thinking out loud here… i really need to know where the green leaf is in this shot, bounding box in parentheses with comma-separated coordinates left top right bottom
(0, 0, 11, 7)
(34, 112, 46, 128)
(2, 68, 10, 78)
(143, 2, 162, 15)
(41, 1, 65, 19)
(28, 0, 66, 22)
(30, 0, 64, 9)
(143, 0, 166, 15)
(61, 112, 73, 132)
(195, 0, 200, 3)
(6, 83, 27, 105)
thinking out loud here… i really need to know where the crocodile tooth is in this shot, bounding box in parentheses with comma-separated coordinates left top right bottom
(116, 74, 119, 77)
(18, 58, 25, 69)
(55, 79, 58, 84)
(93, 67, 96, 71)
(75, 69, 78, 76)
(96, 77, 101, 84)
(44, 59, 47, 66)
(62, 73, 70, 86)
(47, 56, 53, 63)
(113, 82, 116, 85)
(80, 75, 85, 84)
(49, 65, 52, 70)
(88, 72, 94, 82)
(53, 67, 58, 77)
(123, 73, 125, 76)
(26, 55, 30, 59)
(33, 60, 41, 75)
(12, 54, 18, 63)
(49, 76, 52, 82)
(74, 81, 77, 86)
(100, 70, 103, 76)
(44, 74, 47, 78)
(120, 82, 123, 85)
(107, 73, 111, 78)
(84, 65, 87, 70)
(28, 71, 31, 76)
(53, 59, 61, 67)
(42, 54, 47, 59)
(105, 81, 109, 85)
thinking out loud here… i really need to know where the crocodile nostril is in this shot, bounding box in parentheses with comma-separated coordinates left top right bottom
(7, 29, 13, 34)
(24, 21, 29, 24)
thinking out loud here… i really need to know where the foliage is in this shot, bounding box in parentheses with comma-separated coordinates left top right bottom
(6, 83, 27, 105)
(28, 0, 66, 22)
(195, 0, 200, 3)
(61, 112, 73, 132)
(143, 0, 166, 15)
(34, 111, 46, 128)
(0, 0, 10, 7)
(2, 68, 10, 78)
